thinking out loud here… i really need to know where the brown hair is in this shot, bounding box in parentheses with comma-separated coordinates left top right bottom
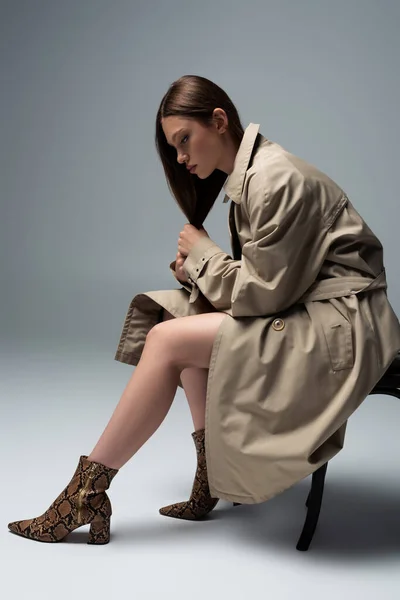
(155, 75, 244, 229)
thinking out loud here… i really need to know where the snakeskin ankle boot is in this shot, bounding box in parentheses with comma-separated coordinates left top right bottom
(159, 427, 219, 520)
(8, 455, 119, 544)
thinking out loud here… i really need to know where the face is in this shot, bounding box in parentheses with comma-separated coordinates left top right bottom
(161, 114, 225, 178)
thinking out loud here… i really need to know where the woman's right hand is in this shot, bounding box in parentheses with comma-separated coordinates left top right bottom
(175, 251, 189, 283)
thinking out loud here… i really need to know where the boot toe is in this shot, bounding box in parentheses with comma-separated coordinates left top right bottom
(8, 521, 20, 534)
(8, 519, 31, 536)
(159, 501, 197, 519)
(159, 504, 173, 516)
(159, 503, 181, 517)
(9, 516, 45, 539)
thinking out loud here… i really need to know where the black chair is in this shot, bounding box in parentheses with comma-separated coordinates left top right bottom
(233, 350, 400, 551)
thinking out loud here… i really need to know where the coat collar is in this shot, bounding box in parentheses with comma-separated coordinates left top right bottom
(222, 122, 260, 204)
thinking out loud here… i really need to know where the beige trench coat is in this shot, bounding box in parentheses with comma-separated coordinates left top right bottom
(114, 123, 400, 504)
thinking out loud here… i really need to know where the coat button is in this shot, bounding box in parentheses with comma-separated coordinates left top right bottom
(272, 318, 285, 331)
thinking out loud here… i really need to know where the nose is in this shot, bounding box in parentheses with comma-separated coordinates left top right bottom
(177, 153, 188, 165)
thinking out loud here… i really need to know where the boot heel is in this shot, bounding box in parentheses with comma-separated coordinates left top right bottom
(88, 514, 111, 545)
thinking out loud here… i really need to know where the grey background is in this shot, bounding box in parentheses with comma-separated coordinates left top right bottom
(1, 1, 399, 599)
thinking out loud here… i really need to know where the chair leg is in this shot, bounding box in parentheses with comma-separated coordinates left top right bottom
(296, 462, 328, 551)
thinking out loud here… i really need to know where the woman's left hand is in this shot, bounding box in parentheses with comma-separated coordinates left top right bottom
(178, 224, 209, 257)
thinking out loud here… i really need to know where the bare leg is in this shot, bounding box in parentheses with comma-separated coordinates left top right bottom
(163, 309, 208, 431)
(88, 312, 227, 470)
(88, 341, 180, 470)
(180, 369, 208, 430)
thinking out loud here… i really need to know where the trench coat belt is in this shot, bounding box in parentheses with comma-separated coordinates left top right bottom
(298, 268, 388, 303)
(188, 269, 388, 305)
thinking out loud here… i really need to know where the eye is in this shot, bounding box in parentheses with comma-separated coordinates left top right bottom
(181, 135, 189, 144)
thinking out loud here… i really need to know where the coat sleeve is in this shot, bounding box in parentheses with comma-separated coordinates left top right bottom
(182, 168, 325, 316)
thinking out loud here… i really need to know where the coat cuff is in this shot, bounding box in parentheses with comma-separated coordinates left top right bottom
(183, 237, 225, 284)
(169, 260, 199, 303)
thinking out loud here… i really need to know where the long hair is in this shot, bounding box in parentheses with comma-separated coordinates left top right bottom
(155, 75, 244, 229)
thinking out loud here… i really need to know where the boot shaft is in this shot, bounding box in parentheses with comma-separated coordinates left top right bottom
(71, 456, 119, 524)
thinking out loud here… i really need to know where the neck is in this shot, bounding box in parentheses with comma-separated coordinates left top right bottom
(218, 134, 240, 175)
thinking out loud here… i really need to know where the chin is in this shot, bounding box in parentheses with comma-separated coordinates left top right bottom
(195, 167, 210, 179)
(194, 165, 214, 179)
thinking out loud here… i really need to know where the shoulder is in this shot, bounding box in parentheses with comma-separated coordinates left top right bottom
(244, 138, 345, 216)
(243, 145, 310, 218)
(245, 140, 309, 198)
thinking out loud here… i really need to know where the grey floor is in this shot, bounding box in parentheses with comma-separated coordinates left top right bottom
(1, 340, 400, 600)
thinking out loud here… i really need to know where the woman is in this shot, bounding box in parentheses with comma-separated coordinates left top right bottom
(8, 75, 400, 544)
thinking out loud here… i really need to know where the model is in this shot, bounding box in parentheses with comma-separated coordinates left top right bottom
(8, 74, 400, 544)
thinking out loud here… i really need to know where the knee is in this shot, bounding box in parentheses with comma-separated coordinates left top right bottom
(145, 321, 172, 351)
(145, 321, 184, 368)
(146, 310, 174, 345)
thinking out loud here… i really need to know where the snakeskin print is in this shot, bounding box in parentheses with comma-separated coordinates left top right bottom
(8, 455, 119, 544)
(159, 428, 219, 520)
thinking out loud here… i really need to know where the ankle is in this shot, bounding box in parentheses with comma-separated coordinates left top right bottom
(87, 453, 121, 471)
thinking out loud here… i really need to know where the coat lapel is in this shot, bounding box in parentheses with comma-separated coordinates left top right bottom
(222, 123, 260, 204)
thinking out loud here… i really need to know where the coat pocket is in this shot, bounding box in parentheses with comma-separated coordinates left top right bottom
(306, 298, 354, 372)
